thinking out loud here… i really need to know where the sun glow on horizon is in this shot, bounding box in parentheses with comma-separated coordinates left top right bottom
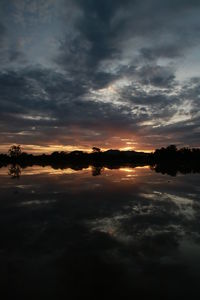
(0, 143, 153, 154)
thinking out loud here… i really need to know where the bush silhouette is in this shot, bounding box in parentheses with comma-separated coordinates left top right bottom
(8, 145, 22, 158)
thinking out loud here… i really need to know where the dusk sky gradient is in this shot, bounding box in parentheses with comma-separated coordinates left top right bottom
(1, 0, 200, 153)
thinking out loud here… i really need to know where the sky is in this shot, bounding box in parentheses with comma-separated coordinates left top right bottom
(0, 0, 200, 153)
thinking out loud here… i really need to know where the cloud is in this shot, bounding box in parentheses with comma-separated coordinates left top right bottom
(0, 64, 200, 150)
(0, 68, 138, 147)
(0, 20, 27, 66)
(55, 0, 200, 92)
(1, 1, 200, 150)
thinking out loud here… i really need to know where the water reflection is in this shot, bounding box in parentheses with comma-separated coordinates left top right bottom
(2, 162, 200, 179)
(0, 165, 200, 299)
(92, 166, 103, 176)
(8, 164, 21, 179)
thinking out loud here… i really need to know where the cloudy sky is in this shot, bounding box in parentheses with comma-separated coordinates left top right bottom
(0, 0, 200, 153)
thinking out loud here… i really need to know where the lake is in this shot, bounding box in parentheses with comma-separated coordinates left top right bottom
(0, 165, 200, 299)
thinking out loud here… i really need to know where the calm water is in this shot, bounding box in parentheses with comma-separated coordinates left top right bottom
(1, 165, 200, 299)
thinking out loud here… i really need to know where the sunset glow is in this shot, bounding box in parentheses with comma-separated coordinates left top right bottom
(0, 0, 200, 152)
(1, 2, 200, 299)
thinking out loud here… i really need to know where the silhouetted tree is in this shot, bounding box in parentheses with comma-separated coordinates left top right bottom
(92, 147, 101, 153)
(8, 145, 22, 158)
(166, 145, 177, 153)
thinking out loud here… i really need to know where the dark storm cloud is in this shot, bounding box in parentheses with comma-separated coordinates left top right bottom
(0, 23, 5, 40)
(137, 65, 176, 88)
(0, 65, 199, 148)
(0, 20, 26, 65)
(0, 68, 139, 145)
(1, 0, 200, 149)
(56, 0, 200, 92)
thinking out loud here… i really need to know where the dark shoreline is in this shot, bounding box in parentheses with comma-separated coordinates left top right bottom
(1, 145, 200, 176)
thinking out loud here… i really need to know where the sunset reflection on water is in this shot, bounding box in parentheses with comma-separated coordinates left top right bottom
(0, 165, 200, 299)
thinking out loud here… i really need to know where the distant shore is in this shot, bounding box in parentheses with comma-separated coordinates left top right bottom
(1, 145, 200, 177)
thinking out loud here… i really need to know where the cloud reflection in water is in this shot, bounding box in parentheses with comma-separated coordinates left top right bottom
(0, 165, 200, 299)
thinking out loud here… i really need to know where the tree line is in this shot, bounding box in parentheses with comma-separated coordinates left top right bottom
(0, 144, 200, 168)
